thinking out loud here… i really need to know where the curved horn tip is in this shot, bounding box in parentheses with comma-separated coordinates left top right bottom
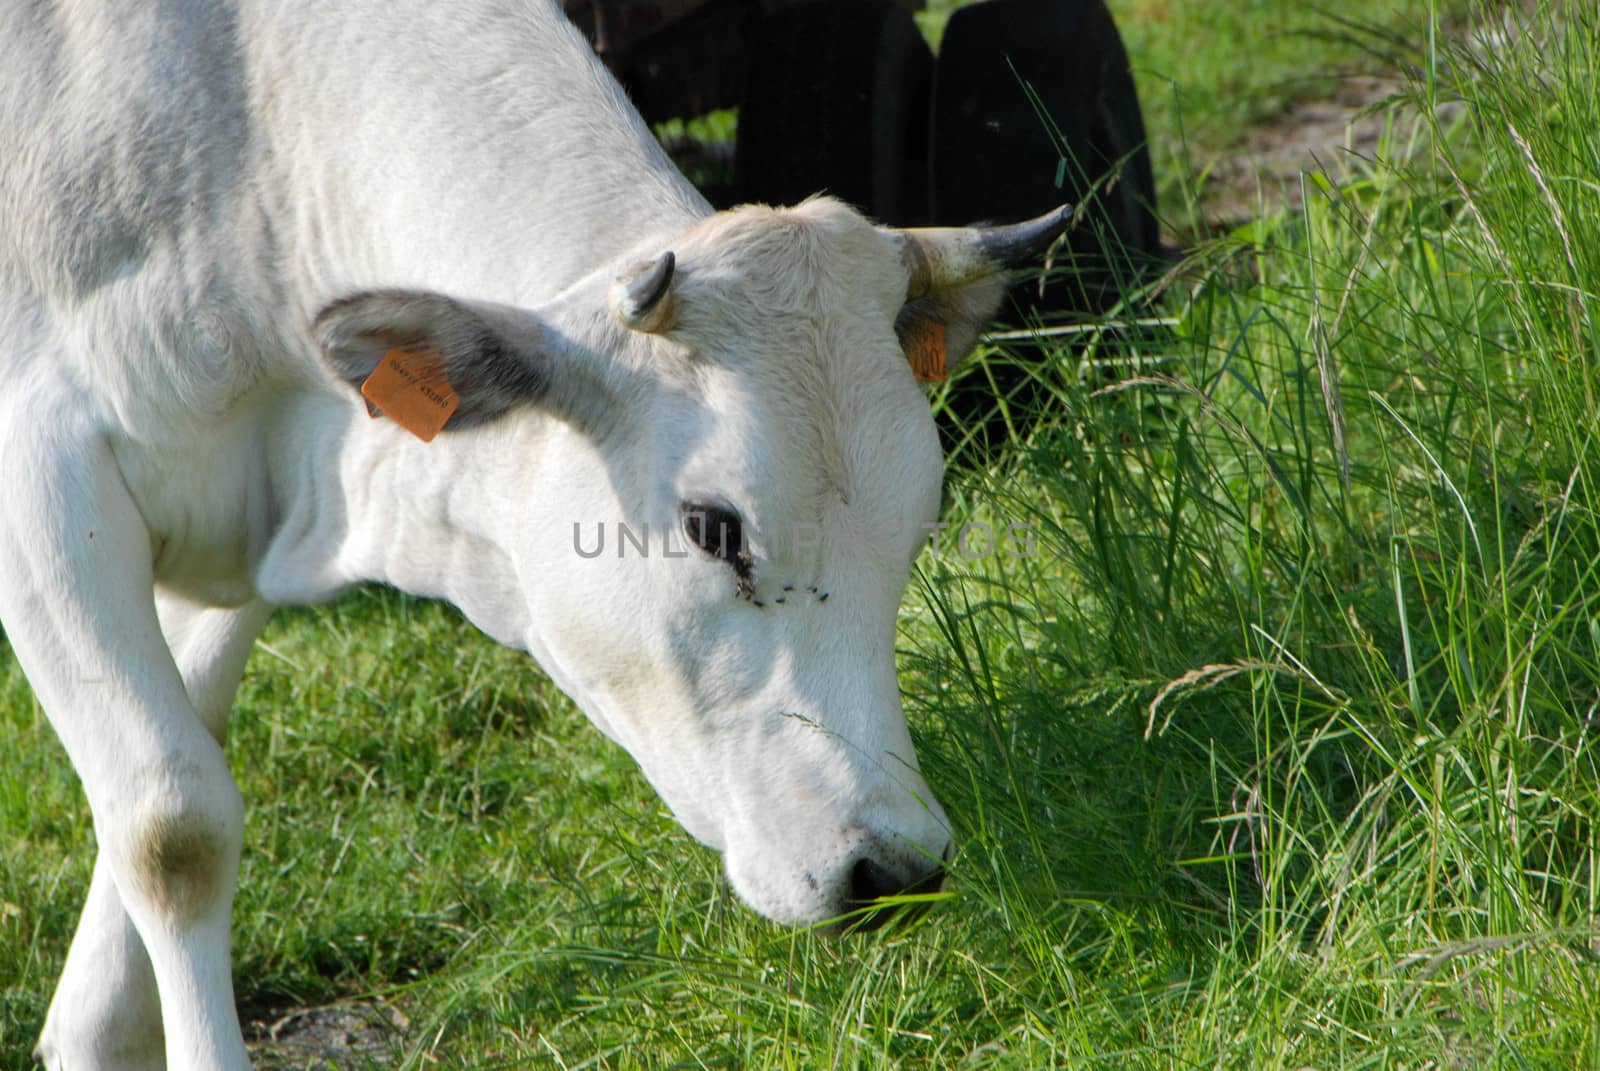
(980, 204, 1077, 266)
(1030, 203, 1075, 234)
(610, 251, 677, 332)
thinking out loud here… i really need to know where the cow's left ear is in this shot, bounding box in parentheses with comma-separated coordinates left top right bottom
(894, 274, 1009, 378)
(886, 205, 1074, 381)
(313, 290, 553, 434)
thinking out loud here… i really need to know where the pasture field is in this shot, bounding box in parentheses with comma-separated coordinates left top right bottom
(3, 1, 1598, 1067)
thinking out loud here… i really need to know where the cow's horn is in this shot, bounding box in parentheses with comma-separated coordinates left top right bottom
(896, 204, 1074, 299)
(610, 251, 677, 332)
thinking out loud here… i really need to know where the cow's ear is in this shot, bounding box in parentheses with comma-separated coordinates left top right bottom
(313, 290, 550, 433)
(885, 205, 1074, 382)
(894, 273, 1008, 377)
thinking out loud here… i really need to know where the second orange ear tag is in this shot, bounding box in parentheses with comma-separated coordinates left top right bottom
(904, 322, 948, 382)
(360, 347, 460, 442)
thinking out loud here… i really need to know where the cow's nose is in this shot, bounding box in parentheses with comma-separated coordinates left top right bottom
(843, 850, 947, 932)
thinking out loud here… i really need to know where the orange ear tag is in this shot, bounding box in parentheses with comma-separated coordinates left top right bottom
(904, 321, 948, 382)
(360, 347, 460, 443)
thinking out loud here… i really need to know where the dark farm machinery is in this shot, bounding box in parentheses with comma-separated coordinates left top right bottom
(565, 0, 1163, 453)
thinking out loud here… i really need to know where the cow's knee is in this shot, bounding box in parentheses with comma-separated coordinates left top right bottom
(110, 762, 243, 929)
(35, 1027, 165, 1071)
(128, 809, 238, 923)
(35, 975, 165, 1071)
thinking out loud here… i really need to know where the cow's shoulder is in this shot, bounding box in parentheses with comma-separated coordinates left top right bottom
(1, 2, 292, 427)
(3, 3, 252, 289)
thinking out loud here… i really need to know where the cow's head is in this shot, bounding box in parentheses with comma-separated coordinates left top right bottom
(313, 198, 1068, 927)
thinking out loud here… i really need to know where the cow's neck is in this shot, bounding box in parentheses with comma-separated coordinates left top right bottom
(252, 2, 702, 641)
(257, 395, 538, 649)
(258, 0, 712, 310)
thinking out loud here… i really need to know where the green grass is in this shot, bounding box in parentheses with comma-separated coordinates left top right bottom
(5, 2, 1599, 1068)
(1103, 0, 1479, 190)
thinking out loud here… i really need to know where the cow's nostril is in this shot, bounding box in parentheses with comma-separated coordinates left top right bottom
(844, 855, 946, 932)
(848, 857, 901, 905)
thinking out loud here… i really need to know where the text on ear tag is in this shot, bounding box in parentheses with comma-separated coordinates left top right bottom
(360, 346, 460, 442)
(904, 321, 948, 382)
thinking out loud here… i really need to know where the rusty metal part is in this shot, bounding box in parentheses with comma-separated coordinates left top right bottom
(564, 1, 923, 69)
(563, 0, 712, 60)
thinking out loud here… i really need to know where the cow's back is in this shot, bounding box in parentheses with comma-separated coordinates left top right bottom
(0, 0, 707, 432)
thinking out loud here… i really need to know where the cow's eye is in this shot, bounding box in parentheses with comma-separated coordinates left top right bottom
(682, 502, 745, 563)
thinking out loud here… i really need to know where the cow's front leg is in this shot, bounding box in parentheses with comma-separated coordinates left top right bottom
(34, 855, 165, 1070)
(34, 596, 273, 1070)
(0, 424, 252, 1071)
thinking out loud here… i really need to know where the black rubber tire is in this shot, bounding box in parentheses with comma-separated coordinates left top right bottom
(737, 0, 934, 223)
(930, 0, 1161, 462)
(932, 0, 1160, 315)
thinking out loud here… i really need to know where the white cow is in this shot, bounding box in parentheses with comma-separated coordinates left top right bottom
(0, 1, 1068, 1067)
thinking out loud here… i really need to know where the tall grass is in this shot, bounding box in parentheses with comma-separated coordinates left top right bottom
(2, 3, 1597, 1068)
(914, 2, 1600, 1065)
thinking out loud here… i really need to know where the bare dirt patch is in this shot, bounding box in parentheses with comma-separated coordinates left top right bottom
(1197, 3, 1539, 227)
(1199, 74, 1412, 224)
(245, 1000, 409, 1070)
